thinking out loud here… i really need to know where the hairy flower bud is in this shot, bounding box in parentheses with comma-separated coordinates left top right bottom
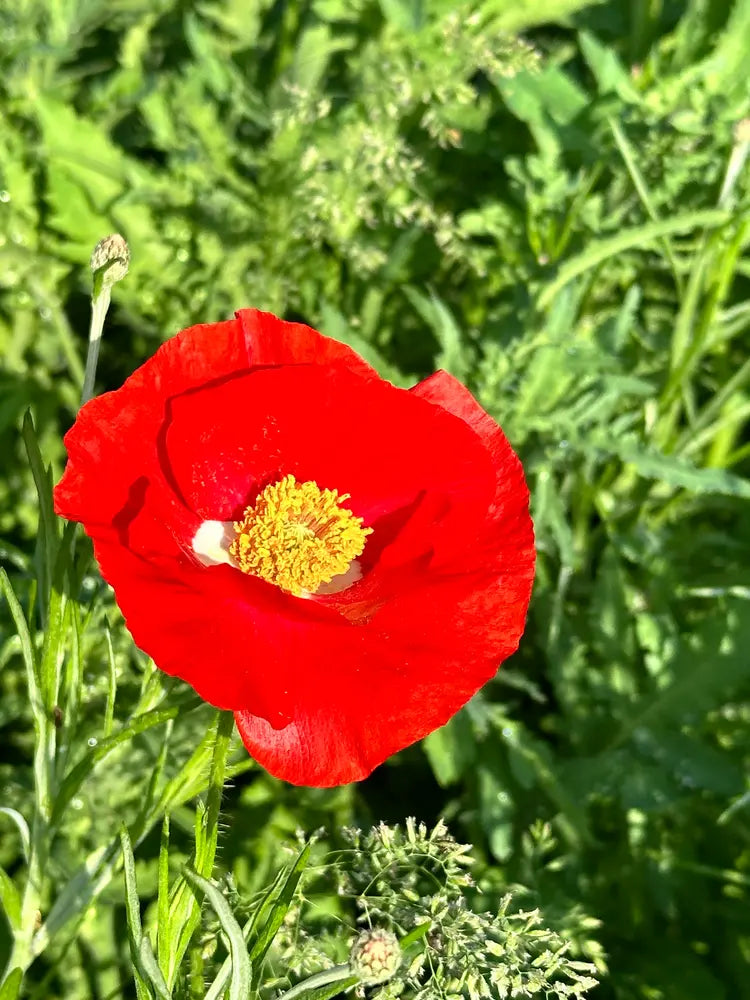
(90, 234, 130, 287)
(349, 929, 401, 985)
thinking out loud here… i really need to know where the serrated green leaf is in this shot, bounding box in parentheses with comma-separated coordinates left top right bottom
(539, 210, 731, 308)
(587, 434, 750, 498)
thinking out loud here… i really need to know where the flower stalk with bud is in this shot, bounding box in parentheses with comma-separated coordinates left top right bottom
(275, 928, 401, 1000)
(81, 234, 130, 405)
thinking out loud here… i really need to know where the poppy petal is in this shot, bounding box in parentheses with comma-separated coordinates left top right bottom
(54, 316, 535, 787)
(161, 363, 495, 524)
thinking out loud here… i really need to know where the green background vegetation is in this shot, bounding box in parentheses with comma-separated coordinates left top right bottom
(1, 0, 749, 997)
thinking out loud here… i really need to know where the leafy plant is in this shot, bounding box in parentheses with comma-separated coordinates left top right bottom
(2, 0, 750, 997)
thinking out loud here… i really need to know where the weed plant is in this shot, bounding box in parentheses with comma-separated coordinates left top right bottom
(1, 0, 749, 998)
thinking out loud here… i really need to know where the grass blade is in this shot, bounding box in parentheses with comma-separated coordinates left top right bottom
(183, 869, 251, 1000)
(122, 827, 172, 1000)
(280, 969, 358, 1000)
(21, 411, 59, 601)
(248, 842, 311, 972)
(0, 570, 41, 724)
(0, 808, 31, 861)
(103, 622, 117, 738)
(120, 828, 151, 1000)
(157, 816, 171, 979)
(164, 711, 234, 987)
(609, 116, 682, 293)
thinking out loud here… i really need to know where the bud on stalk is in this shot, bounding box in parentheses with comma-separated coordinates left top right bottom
(349, 929, 402, 985)
(81, 234, 130, 406)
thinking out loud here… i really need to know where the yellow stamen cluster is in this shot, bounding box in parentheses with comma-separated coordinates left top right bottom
(230, 474, 371, 596)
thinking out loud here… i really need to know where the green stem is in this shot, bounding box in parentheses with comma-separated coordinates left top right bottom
(278, 964, 356, 1000)
(80, 287, 112, 407)
(203, 710, 235, 869)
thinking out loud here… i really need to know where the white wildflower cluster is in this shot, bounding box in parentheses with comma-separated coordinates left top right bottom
(274, 820, 598, 1000)
(261, 2, 540, 279)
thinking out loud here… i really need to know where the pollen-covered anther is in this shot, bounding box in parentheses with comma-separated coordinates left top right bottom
(229, 474, 372, 596)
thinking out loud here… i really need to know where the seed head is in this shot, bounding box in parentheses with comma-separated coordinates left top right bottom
(349, 929, 401, 985)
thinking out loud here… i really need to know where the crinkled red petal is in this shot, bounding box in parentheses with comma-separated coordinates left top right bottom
(54, 314, 535, 786)
(55, 310, 374, 536)
(233, 371, 535, 785)
(162, 363, 494, 524)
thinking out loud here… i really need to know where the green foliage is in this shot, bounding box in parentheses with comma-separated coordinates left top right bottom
(119, 820, 597, 1000)
(274, 820, 598, 1000)
(2, 0, 750, 998)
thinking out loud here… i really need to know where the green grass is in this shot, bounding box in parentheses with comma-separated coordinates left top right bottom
(1, 0, 750, 997)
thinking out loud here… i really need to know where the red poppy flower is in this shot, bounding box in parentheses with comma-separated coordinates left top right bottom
(54, 310, 534, 786)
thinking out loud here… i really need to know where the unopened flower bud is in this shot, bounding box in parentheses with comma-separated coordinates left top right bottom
(349, 929, 401, 985)
(90, 234, 130, 287)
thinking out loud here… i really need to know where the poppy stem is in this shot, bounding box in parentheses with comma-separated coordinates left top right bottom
(203, 710, 235, 865)
(81, 285, 111, 407)
(81, 235, 130, 407)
